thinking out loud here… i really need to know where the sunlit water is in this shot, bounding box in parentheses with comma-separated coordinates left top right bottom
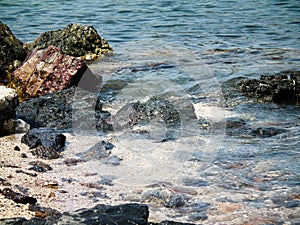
(1, 0, 300, 223)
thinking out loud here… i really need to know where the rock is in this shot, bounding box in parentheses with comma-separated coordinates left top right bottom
(16, 86, 111, 131)
(76, 140, 114, 160)
(181, 178, 208, 187)
(21, 128, 66, 159)
(58, 203, 148, 225)
(31, 23, 112, 60)
(252, 127, 286, 138)
(0, 86, 19, 135)
(238, 71, 300, 104)
(10, 46, 89, 99)
(113, 97, 181, 141)
(0, 188, 37, 205)
(0, 21, 27, 84)
(164, 194, 186, 208)
(28, 161, 52, 172)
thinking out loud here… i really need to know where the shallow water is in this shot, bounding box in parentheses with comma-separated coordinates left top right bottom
(1, 0, 300, 223)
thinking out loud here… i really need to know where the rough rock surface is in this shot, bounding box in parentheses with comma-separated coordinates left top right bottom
(16, 86, 111, 131)
(0, 21, 27, 84)
(0, 86, 19, 135)
(238, 71, 300, 104)
(0, 188, 37, 205)
(21, 128, 66, 159)
(10, 46, 88, 99)
(31, 23, 112, 60)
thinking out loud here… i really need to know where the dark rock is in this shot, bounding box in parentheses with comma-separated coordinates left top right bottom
(20, 153, 28, 158)
(76, 140, 114, 160)
(0, 21, 27, 83)
(14, 146, 21, 151)
(31, 23, 112, 60)
(164, 194, 186, 208)
(28, 161, 52, 172)
(0, 188, 37, 204)
(238, 71, 300, 104)
(63, 158, 86, 166)
(16, 86, 111, 132)
(21, 128, 65, 159)
(252, 127, 286, 138)
(58, 203, 148, 225)
(10, 45, 88, 99)
(113, 97, 181, 140)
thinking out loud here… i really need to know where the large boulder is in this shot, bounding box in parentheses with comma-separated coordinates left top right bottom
(0, 86, 18, 135)
(10, 46, 89, 99)
(238, 71, 300, 104)
(0, 21, 27, 84)
(16, 86, 112, 132)
(31, 23, 112, 60)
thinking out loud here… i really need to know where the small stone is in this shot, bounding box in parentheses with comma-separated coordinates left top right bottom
(188, 212, 208, 221)
(0, 188, 37, 204)
(164, 194, 185, 208)
(28, 161, 52, 172)
(14, 146, 21, 151)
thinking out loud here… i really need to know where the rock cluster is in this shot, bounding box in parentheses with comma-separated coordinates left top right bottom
(238, 71, 300, 104)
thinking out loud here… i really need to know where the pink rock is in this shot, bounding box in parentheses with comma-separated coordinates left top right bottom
(12, 46, 87, 97)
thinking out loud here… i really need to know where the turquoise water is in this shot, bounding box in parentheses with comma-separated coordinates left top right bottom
(1, 0, 300, 223)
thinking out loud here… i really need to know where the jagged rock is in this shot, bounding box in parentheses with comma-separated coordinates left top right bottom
(0, 21, 27, 84)
(28, 161, 52, 172)
(58, 203, 149, 225)
(76, 140, 114, 160)
(21, 128, 66, 159)
(238, 71, 300, 104)
(0, 188, 37, 205)
(0, 86, 19, 136)
(10, 46, 89, 99)
(16, 86, 111, 131)
(31, 23, 112, 60)
(113, 97, 181, 141)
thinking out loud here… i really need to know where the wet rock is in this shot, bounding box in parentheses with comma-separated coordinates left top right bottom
(252, 127, 286, 138)
(58, 203, 148, 225)
(10, 45, 88, 99)
(0, 188, 37, 204)
(0, 21, 27, 83)
(76, 140, 114, 160)
(21, 128, 66, 159)
(102, 155, 123, 166)
(164, 194, 186, 208)
(31, 23, 112, 60)
(113, 97, 181, 140)
(0, 86, 19, 135)
(28, 161, 52, 172)
(238, 71, 300, 104)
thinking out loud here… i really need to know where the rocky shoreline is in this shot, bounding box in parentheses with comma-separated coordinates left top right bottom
(1, 21, 300, 224)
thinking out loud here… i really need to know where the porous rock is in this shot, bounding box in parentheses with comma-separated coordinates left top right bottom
(238, 71, 300, 104)
(31, 23, 112, 60)
(0, 21, 27, 84)
(10, 46, 88, 99)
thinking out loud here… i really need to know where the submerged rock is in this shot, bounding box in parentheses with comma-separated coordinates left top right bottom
(31, 23, 112, 60)
(238, 71, 300, 104)
(10, 46, 88, 99)
(0, 21, 27, 84)
(21, 128, 66, 159)
(0, 86, 19, 136)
